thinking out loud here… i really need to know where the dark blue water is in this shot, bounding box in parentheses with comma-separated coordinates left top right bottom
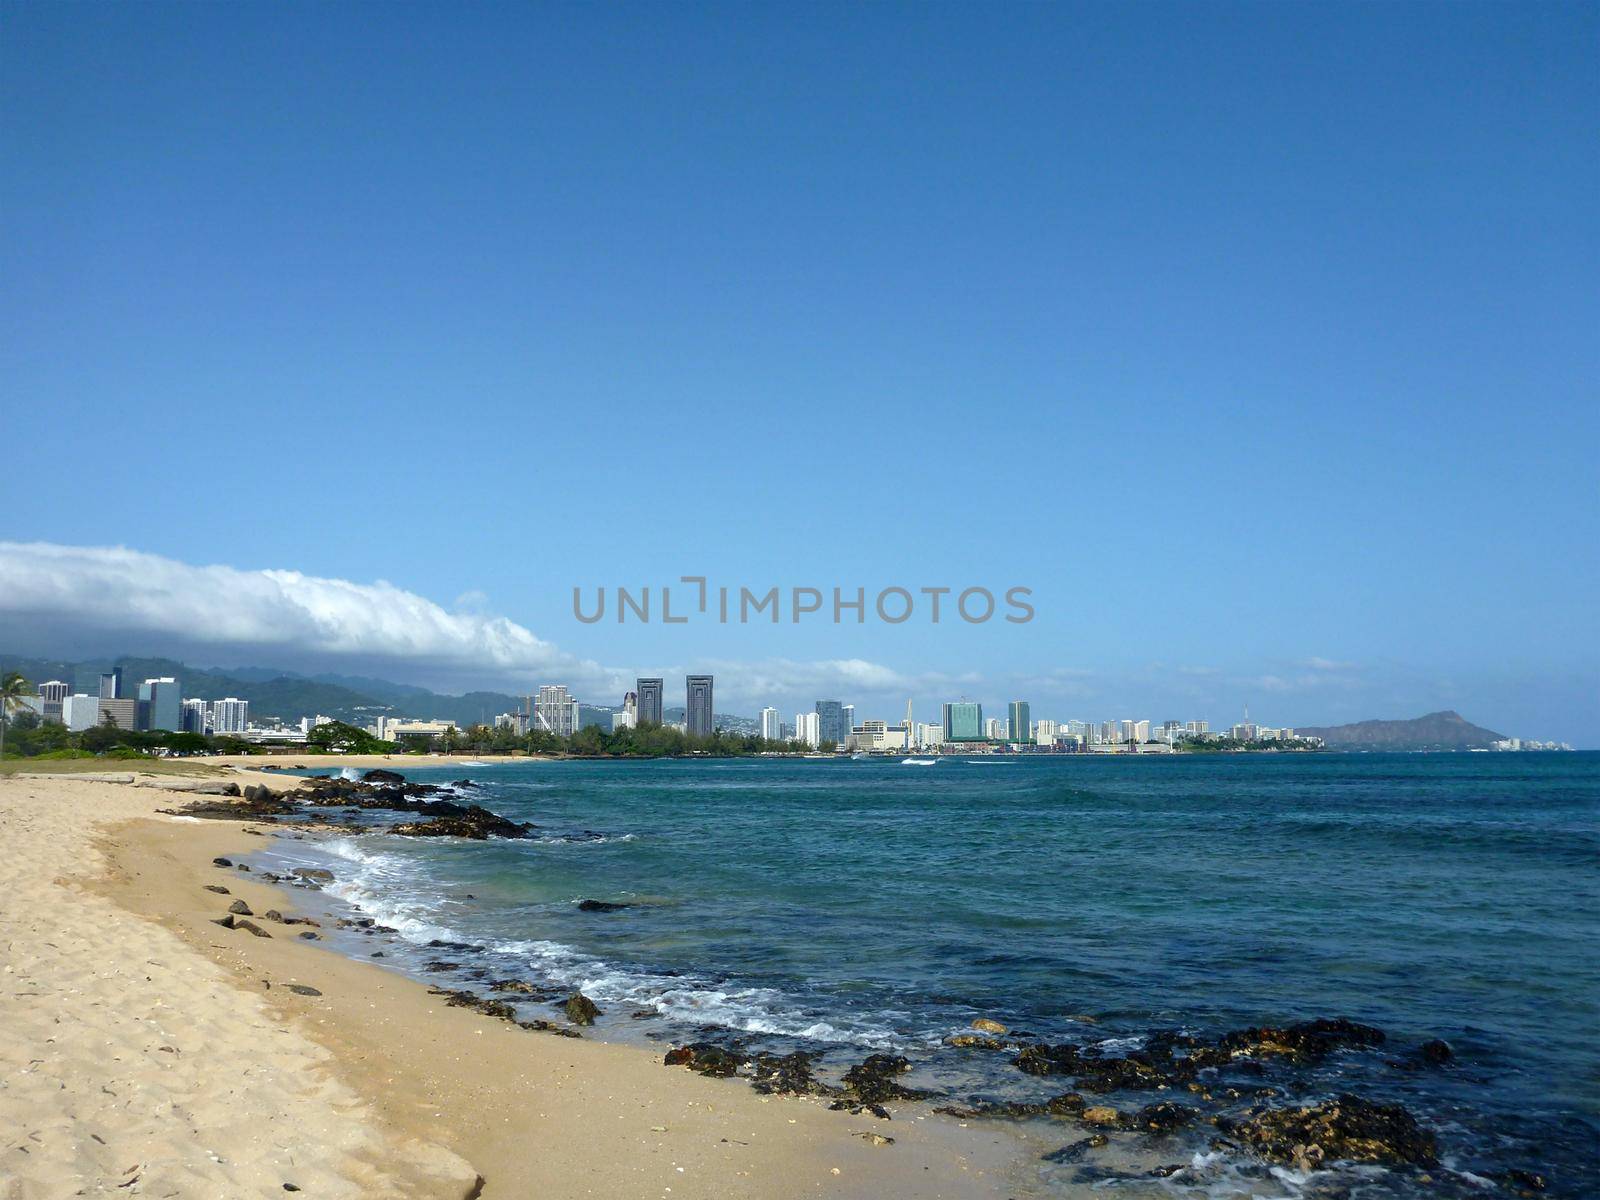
(260, 752, 1600, 1197)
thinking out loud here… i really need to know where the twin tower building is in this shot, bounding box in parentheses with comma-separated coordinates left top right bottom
(631, 675, 714, 737)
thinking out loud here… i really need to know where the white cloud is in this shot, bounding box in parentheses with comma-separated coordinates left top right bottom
(0, 542, 929, 708)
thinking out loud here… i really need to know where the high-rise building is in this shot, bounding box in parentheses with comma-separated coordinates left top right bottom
(636, 678, 664, 726)
(98, 698, 137, 730)
(793, 711, 820, 748)
(99, 669, 123, 700)
(534, 685, 580, 737)
(759, 706, 782, 742)
(613, 690, 638, 732)
(814, 700, 846, 747)
(984, 717, 1005, 740)
(138, 677, 182, 732)
(181, 698, 209, 734)
(686, 675, 714, 737)
(38, 680, 70, 704)
(1033, 718, 1058, 744)
(942, 701, 984, 742)
(61, 694, 102, 732)
(212, 697, 249, 734)
(842, 705, 856, 736)
(1133, 719, 1150, 743)
(1008, 701, 1032, 744)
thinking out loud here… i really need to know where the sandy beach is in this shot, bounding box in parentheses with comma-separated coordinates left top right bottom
(0, 763, 1032, 1199)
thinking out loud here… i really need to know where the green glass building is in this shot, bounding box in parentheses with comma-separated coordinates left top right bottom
(1008, 700, 1032, 744)
(941, 701, 984, 742)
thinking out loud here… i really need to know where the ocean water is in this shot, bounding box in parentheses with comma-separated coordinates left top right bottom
(256, 753, 1600, 1197)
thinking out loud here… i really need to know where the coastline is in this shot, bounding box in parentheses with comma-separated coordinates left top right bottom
(1, 765, 1037, 1199)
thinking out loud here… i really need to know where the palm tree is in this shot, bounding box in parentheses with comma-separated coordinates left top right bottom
(0, 671, 32, 762)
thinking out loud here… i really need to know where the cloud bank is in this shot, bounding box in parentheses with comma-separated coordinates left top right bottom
(0, 541, 937, 707)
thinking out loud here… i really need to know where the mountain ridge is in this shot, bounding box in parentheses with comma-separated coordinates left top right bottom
(1297, 710, 1505, 751)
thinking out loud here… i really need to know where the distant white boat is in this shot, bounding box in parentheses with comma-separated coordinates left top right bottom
(901, 757, 938, 766)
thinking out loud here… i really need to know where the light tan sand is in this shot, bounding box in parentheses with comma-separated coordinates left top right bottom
(0, 771, 1043, 1199)
(0, 772, 481, 1199)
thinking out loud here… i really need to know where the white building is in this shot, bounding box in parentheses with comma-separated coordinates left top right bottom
(916, 722, 944, 750)
(984, 717, 1005, 740)
(1033, 718, 1059, 743)
(212, 698, 250, 734)
(380, 718, 457, 743)
(759, 706, 783, 741)
(182, 698, 210, 734)
(611, 708, 636, 732)
(845, 721, 909, 753)
(38, 680, 70, 704)
(793, 711, 820, 749)
(533, 685, 580, 737)
(61, 694, 103, 732)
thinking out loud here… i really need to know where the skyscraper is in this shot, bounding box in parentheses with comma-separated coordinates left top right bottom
(686, 675, 714, 737)
(182, 698, 209, 734)
(534, 684, 580, 736)
(636, 678, 664, 726)
(942, 701, 983, 742)
(99, 668, 122, 700)
(212, 697, 249, 734)
(794, 711, 820, 748)
(1008, 701, 1032, 744)
(138, 677, 182, 732)
(759, 706, 782, 742)
(38, 680, 70, 704)
(815, 700, 846, 747)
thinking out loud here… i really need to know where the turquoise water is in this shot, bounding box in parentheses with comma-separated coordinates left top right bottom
(261, 752, 1600, 1196)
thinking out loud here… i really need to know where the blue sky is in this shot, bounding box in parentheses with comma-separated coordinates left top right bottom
(3, 3, 1596, 743)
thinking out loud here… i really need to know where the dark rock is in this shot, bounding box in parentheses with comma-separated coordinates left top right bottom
(630, 1008, 660, 1020)
(450, 778, 477, 789)
(424, 960, 462, 972)
(1217, 1093, 1438, 1170)
(749, 1051, 835, 1097)
(212, 857, 233, 867)
(1418, 1038, 1453, 1065)
(297, 931, 319, 940)
(1492, 1168, 1549, 1194)
(235, 920, 272, 938)
(228, 900, 253, 916)
(828, 1100, 892, 1120)
(242, 784, 279, 805)
(945, 1034, 1007, 1049)
(516, 1018, 584, 1038)
(292, 868, 335, 883)
(841, 1054, 933, 1105)
(211, 915, 235, 929)
(363, 768, 406, 783)
(487, 979, 558, 998)
(1218, 1018, 1386, 1062)
(577, 899, 632, 912)
(563, 992, 602, 1025)
(203, 884, 230, 894)
(285, 984, 322, 997)
(1015, 1043, 1084, 1076)
(390, 805, 535, 840)
(429, 987, 518, 1022)
(664, 1043, 745, 1077)
(236, 864, 251, 871)
(1130, 1101, 1196, 1133)
(1042, 1135, 1107, 1163)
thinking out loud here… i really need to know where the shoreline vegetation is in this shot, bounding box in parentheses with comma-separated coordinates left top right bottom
(0, 712, 1326, 767)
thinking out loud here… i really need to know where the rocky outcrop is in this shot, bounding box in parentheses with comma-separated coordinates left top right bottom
(664, 1043, 745, 1077)
(1218, 1094, 1438, 1170)
(562, 992, 601, 1025)
(390, 805, 535, 839)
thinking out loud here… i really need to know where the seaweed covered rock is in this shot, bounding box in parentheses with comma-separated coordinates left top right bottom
(1218, 1093, 1438, 1170)
(1015, 1043, 1084, 1076)
(664, 1043, 745, 1077)
(1218, 1018, 1386, 1062)
(749, 1051, 834, 1097)
(562, 992, 601, 1025)
(840, 1054, 934, 1105)
(390, 805, 536, 839)
(363, 769, 405, 783)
